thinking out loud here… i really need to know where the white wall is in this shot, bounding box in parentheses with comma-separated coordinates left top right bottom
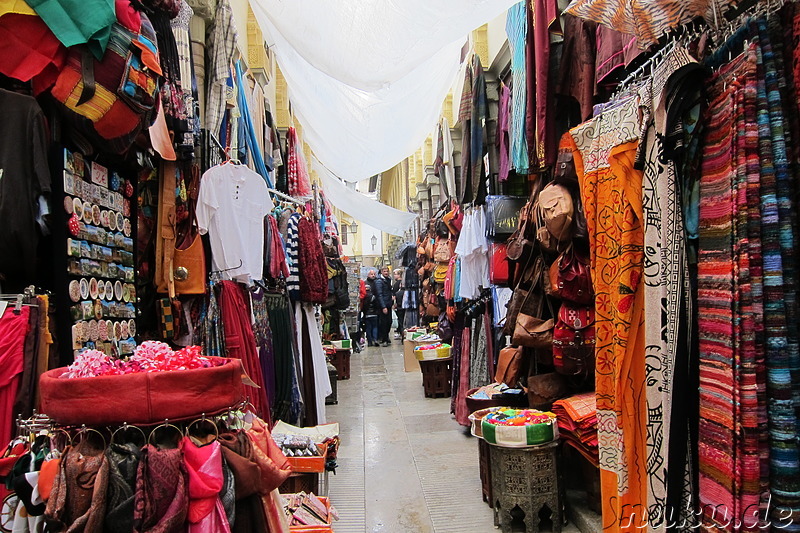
(487, 10, 509, 67)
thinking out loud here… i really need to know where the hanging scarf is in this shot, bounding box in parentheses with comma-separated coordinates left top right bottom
(286, 127, 311, 197)
(245, 418, 291, 533)
(297, 217, 329, 304)
(219, 432, 268, 533)
(104, 442, 141, 533)
(133, 445, 187, 533)
(182, 438, 231, 533)
(44, 441, 109, 533)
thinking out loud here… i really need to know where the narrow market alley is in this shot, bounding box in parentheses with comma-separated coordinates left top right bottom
(327, 343, 583, 533)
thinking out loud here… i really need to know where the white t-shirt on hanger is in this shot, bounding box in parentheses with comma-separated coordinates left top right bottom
(196, 164, 274, 282)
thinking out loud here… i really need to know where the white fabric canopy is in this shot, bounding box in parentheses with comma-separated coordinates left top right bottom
(250, 0, 519, 182)
(315, 158, 417, 237)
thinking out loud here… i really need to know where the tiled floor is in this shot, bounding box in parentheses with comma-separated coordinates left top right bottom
(326, 341, 581, 533)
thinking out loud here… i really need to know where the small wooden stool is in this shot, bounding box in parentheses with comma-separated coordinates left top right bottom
(489, 441, 563, 533)
(418, 357, 452, 398)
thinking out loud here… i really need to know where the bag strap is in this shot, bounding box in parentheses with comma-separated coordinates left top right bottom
(78, 47, 96, 105)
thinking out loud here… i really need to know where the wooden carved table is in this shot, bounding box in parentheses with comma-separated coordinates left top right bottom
(488, 441, 563, 533)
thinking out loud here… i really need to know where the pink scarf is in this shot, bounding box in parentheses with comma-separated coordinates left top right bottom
(182, 438, 231, 533)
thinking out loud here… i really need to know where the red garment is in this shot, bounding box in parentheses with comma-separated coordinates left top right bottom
(297, 217, 328, 304)
(183, 438, 231, 533)
(0, 307, 30, 448)
(133, 444, 188, 533)
(245, 417, 291, 494)
(0, 13, 66, 88)
(218, 281, 270, 419)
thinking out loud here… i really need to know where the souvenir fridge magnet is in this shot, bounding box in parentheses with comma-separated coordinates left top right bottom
(64, 196, 74, 214)
(128, 319, 136, 338)
(109, 212, 117, 231)
(100, 210, 109, 228)
(122, 218, 131, 237)
(120, 320, 129, 339)
(105, 281, 114, 301)
(71, 325, 82, 350)
(92, 204, 101, 226)
(91, 162, 108, 187)
(123, 199, 130, 217)
(63, 171, 75, 195)
(97, 280, 106, 300)
(113, 321, 122, 340)
(79, 278, 89, 300)
(88, 319, 99, 342)
(122, 283, 131, 303)
(67, 214, 81, 237)
(69, 280, 81, 302)
(98, 319, 108, 341)
(89, 277, 99, 299)
(94, 299, 103, 320)
(114, 281, 123, 301)
(82, 201, 93, 223)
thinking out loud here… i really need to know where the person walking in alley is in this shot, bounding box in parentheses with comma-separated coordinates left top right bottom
(392, 268, 405, 340)
(376, 266, 393, 346)
(362, 270, 380, 347)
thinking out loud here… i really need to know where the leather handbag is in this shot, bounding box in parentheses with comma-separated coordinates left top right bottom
(494, 345, 524, 386)
(503, 254, 546, 336)
(547, 257, 561, 299)
(433, 263, 448, 284)
(512, 288, 555, 349)
(425, 293, 440, 317)
(172, 233, 207, 295)
(557, 247, 593, 305)
(434, 238, 455, 263)
(537, 182, 575, 244)
(526, 373, 568, 410)
(443, 204, 463, 235)
(506, 200, 535, 262)
(553, 303, 596, 376)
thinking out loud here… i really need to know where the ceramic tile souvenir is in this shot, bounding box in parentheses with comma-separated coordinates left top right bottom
(128, 319, 136, 338)
(88, 319, 99, 341)
(105, 281, 114, 301)
(108, 211, 117, 231)
(63, 171, 75, 195)
(122, 218, 131, 237)
(91, 204, 101, 226)
(114, 281, 123, 301)
(73, 198, 84, 219)
(113, 321, 122, 340)
(98, 319, 108, 341)
(64, 196, 74, 214)
(97, 280, 106, 299)
(92, 162, 108, 187)
(82, 201, 93, 223)
(120, 321, 129, 339)
(122, 283, 130, 303)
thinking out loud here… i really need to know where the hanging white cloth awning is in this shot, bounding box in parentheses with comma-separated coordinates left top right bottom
(314, 158, 417, 236)
(250, 0, 519, 182)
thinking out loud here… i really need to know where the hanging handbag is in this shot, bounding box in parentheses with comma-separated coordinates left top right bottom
(553, 303, 596, 376)
(512, 286, 555, 349)
(437, 312, 453, 343)
(503, 254, 545, 336)
(556, 246, 593, 305)
(442, 204, 463, 235)
(494, 345, 524, 387)
(433, 264, 448, 284)
(537, 182, 574, 244)
(506, 197, 535, 262)
(434, 238, 455, 263)
(425, 293, 440, 317)
(547, 257, 561, 299)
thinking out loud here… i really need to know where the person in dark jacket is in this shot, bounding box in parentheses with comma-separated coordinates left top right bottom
(362, 270, 380, 346)
(375, 266, 393, 346)
(392, 269, 405, 340)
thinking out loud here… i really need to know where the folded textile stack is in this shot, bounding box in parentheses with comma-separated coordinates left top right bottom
(552, 392, 598, 465)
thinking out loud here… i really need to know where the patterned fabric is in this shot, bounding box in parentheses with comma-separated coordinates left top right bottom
(45, 442, 109, 532)
(697, 48, 761, 531)
(638, 47, 697, 532)
(754, 17, 800, 523)
(297, 217, 329, 304)
(286, 127, 312, 197)
(251, 290, 277, 414)
(205, 0, 237, 137)
(285, 213, 302, 301)
(567, 98, 647, 532)
(563, 0, 722, 50)
(105, 442, 141, 533)
(506, 2, 530, 173)
(133, 445, 188, 533)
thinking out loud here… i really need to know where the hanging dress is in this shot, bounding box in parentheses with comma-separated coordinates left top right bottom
(567, 97, 648, 532)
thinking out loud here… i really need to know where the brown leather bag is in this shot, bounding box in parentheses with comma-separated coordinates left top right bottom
(494, 345, 524, 386)
(434, 238, 456, 263)
(526, 373, 568, 410)
(172, 232, 207, 295)
(503, 254, 546, 336)
(512, 288, 555, 349)
(506, 202, 534, 262)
